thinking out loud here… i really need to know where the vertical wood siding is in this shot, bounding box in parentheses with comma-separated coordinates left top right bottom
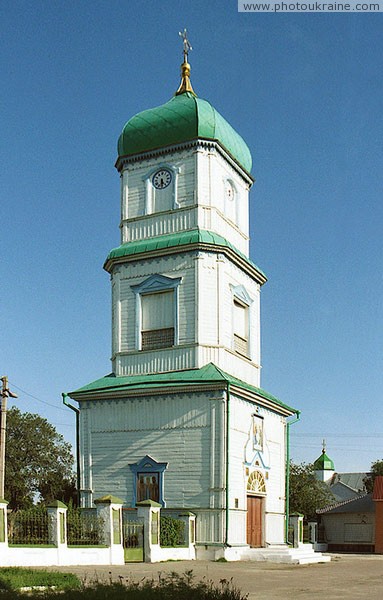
(81, 393, 221, 509)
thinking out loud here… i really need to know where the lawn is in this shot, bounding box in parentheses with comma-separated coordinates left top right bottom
(0, 569, 247, 599)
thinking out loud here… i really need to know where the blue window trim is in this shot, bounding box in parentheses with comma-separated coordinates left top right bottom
(130, 455, 168, 507)
(131, 274, 182, 350)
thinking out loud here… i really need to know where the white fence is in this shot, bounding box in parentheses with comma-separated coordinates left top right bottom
(0, 498, 196, 566)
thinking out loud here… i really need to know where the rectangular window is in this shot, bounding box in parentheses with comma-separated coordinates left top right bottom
(233, 299, 249, 357)
(141, 290, 174, 350)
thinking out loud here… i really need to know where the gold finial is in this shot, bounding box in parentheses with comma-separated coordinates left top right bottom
(175, 28, 196, 96)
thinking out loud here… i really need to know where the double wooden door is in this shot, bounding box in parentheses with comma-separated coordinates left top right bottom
(246, 495, 264, 547)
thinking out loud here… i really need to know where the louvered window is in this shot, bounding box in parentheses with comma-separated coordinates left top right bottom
(141, 290, 174, 350)
(233, 299, 249, 357)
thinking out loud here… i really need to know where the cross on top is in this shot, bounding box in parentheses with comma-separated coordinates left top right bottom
(179, 28, 192, 61)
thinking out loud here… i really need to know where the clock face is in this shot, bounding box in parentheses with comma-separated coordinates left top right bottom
(152, 169, 172, 190)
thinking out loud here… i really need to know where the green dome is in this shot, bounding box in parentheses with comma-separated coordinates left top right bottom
(314, 452, 335, 471)
(117, 92, 252, 173)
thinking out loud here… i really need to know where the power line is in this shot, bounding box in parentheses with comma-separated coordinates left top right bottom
(8, 381, 68, 412)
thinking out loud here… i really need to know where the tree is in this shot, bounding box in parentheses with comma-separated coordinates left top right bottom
(363, 460, 383, 493)
(4, 407, 76, 509)
(289, 462, 334, 520)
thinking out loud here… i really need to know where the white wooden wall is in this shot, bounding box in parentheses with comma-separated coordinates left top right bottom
(111, 250, 261, 384)
(79, 389, 287, 547)
(227, 394, 286, 545)
(119, 144, 251, 256)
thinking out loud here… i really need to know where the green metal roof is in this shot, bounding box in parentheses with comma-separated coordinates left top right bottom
(314, 451, 335, 471)
(105, 229, 266, 280)
(69, 362, 296, 415)
(117, 92, 252, 173)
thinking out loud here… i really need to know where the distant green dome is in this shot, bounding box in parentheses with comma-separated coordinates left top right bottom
(314, 451, 335, 471)
(117, 92, 252, 173)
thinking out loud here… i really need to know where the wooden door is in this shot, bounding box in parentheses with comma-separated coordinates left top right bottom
(247, 495, 263, 547)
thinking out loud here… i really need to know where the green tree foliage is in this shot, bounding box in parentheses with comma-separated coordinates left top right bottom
(160, 516, 185, 547)
(363, 460, 383, 493)
(289, 462, 334, 520)
(5, 407, 76, 509)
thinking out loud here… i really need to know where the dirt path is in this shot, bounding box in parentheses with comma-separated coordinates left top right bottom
(41, 554, 383, 600)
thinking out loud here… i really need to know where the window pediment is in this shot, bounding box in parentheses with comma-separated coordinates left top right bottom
(131, 274, 182, 295)
(130, 455, 168, 474)
(230, 284, 253, 306)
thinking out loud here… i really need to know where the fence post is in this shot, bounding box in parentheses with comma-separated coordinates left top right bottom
(47, 501, 67, 548)
(178, 511, 196, 558)
(94, 495, 124, 565)
(289, 513, 304, 548)
(136, 499, 161, 562)
(308, 521, 317, 544)
(0, 499, 8, 547)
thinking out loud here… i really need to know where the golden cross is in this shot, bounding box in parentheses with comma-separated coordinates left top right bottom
(179, 28, 192, 62)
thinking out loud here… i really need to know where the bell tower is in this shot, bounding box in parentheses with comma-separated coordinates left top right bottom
(105, 33, 266, 387)
(69, 35, 298, 557)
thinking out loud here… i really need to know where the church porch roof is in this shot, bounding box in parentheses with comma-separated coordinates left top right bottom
(68, 362, 297, 416)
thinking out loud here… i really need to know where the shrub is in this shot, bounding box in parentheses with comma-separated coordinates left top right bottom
(0, 570, 248, 600)
(67, 507, 104, 546)
(160, 516, 185, 547)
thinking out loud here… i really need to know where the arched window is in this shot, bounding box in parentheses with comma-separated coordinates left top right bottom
(247, 470, 266, 495)
(224, 179, 238, 225)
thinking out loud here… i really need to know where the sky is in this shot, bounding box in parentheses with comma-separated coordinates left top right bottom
(1, 1, 382, 474)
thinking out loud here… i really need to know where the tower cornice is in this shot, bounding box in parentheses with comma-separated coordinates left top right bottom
(103, 229, 267, 286)
(116, 139, 254, 186)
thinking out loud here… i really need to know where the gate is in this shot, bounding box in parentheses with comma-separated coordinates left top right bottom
(122, 509, 144, 562)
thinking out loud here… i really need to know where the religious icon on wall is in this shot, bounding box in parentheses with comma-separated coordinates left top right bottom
(137, 472, 160, 503)
(252, 414, 264, 451)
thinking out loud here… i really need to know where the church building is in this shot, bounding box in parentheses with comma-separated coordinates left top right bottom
(67, 36, 298, 560)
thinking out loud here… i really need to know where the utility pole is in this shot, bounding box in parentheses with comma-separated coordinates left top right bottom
(0, 377, 18, 499)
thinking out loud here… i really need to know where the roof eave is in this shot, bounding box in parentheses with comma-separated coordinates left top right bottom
(115, 138, 254, 184)
(103, 241, 267, 286)
(69, 374, 296, 417)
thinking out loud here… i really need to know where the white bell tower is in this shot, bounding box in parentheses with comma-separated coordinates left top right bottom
(105, 39, 266, 388)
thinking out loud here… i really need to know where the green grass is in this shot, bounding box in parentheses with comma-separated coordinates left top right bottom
(0, 568, 81, 591)
(0, 570, 247, 599)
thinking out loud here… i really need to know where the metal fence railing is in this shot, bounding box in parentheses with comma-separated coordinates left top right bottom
(8, 509, 49, 545)
(67, 508, 104, 546)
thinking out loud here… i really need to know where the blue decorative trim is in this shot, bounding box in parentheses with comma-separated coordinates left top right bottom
(131, 274, 182, 294)
(245, 451, 270, 470)
(130, 455, 168, 507)
(131, 275, 182, 350)
(230, 284, 253, 306)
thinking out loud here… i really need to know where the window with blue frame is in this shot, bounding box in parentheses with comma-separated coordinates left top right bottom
(130, 456, 168, 507)
(131, 274, 182, 351)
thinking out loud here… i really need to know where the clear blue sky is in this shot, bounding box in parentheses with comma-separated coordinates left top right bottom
(1, 1, 382, 473)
